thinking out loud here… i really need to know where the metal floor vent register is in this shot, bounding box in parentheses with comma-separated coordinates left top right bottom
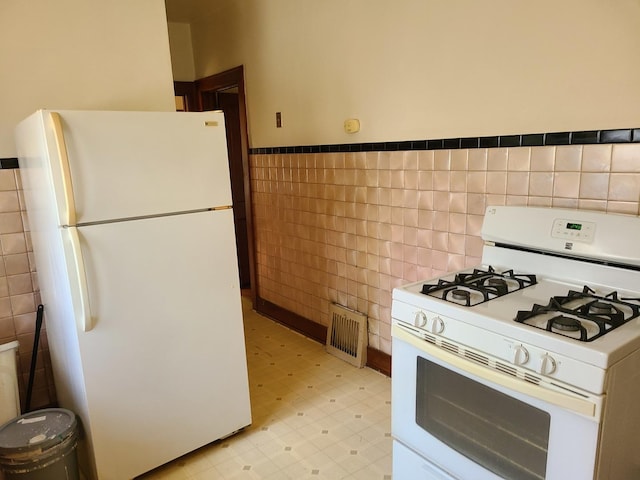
(326, 303, 368, 368)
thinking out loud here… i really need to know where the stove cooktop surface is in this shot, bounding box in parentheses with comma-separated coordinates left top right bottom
(392, 263, 640, 367)
(515, 286, 640, 342)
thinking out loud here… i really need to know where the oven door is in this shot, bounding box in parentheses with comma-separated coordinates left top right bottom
(392, 325, 602, 480)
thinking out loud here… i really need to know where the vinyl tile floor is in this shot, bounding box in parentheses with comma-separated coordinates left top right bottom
(139, 297, 392, 479)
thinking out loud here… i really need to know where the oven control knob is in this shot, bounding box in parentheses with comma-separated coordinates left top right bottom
(430, 316, 445, 334)
(540, 354, 557, 375)
(414, 311, 427, 328)
(513, 345, 529, 365)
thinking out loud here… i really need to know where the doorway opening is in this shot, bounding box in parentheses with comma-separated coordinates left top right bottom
(174, 66, 255, 299)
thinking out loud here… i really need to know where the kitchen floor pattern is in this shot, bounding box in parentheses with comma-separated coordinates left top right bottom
(140, 297, 392, 480)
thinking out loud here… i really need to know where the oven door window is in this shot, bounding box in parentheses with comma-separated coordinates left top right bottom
(416, 357, 550, 480)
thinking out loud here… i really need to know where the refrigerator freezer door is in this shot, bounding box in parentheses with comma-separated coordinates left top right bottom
(44, 109, 233, 225)
(72, 209, 250, 479)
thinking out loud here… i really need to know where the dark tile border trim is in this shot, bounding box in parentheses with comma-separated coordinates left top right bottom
(0, 158, 19, 169)
(250, 128, 640, 155)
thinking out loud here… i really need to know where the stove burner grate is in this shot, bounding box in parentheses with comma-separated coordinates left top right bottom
(420, 266, 537, 306)
(515, 286, 640, 342)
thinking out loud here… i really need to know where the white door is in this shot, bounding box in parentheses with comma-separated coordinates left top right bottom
(47, 109, 233, 224)
(71, 209, 250, 479)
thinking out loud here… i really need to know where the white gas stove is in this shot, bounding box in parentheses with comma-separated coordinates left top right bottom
(391, 206, 640, 480)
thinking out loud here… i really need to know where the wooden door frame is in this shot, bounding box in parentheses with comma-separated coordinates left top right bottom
(175, 66, 257, 306)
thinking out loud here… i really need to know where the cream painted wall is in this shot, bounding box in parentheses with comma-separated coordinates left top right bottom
(184, 0, 640, 148)
(168, 22, 196, 81)
(0, 0, 175, 157)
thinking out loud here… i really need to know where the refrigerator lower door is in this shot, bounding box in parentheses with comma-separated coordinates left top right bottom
(73, 209, 250, 479)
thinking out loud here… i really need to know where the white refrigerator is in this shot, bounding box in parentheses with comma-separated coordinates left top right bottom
(14, 110, 252, 479)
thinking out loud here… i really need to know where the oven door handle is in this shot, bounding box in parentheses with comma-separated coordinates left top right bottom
(393, 324, 597, 418)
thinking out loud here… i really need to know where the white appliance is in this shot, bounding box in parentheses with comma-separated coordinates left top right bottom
(391, 206, 640, 480)
(15, 110, 252, 480)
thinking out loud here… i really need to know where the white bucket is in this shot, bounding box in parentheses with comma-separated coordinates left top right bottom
(0, 341, 20, 425)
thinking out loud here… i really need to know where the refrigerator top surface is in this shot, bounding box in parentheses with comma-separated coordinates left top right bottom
(24, 110, 234, 225)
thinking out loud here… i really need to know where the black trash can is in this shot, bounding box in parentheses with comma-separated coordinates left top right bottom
(0, 409, 79, 480)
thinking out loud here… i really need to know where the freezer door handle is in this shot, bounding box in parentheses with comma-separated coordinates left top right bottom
(68, 226, 93, 332)
(50, 112, 77, 226)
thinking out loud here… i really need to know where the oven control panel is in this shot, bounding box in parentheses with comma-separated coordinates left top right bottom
(391, 300, 607, 394)
(551, 218, 596, 243)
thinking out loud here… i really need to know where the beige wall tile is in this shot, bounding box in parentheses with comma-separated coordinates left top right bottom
(611, 144, 640, 172)
(417, 171, 433, 190)
(608, 174, 640, 201)
(530, 146, 555, 171)
(527, 196, 553, 207)
(418, 191, 433, 211)
(433, 211, 449, 231)
(507, 147, 530, 171)
(0, 171, 17, 191)
(4, 255, 28, 276)
(486, 172, 507, 194)
(403, 190, 419, 209)
(418, 150, 434, 171)
(451, 150, 468, 171)
(506, 195, 528, 206)
(553, 172, 581, 198)
(433, 231, 448, 251)
(449, 213, 466, 234)
(434, 150, 450, 171)
(529, 172, 553, 197)
(418, 210, 433, 230)
(578, 199, 607, 211)
(465, 214, 484, 236)
(448, 233, 465, 255)
(405, 170, 419, 190)
(579, 173, 610, 200)
(1, 233, 27, 255)
(555, 145, 582, 171)
(433, 171, 450, 191)
(467, 193, 487, 215)
(403, 151, 419, 170)
(447, 254, 466, 272)
(433, 191, 450, 212)
(0, 192, 20, 213)
(449, 193, 467, 213)
(0, 213, 23, 234)
(465, 234, 484, 257)
(468, 149, 488, 171)
(7, 273, 32, 296)
(250, 146, 639, 362)
(467, 172, 487, 193)
(485, 194, 507, 206)
(450, 171, 467, 192)
(417, 230, 433, 251)
(10, 292, 35, 316)
(552, 197, 579, 209)
(488, 148, 508, 171)
(507, 172, 530, 195)
(581, 144, 612, 172)
(606, 201, 639, 215)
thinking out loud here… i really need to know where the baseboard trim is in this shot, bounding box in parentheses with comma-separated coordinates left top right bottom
(254, 296, 391, 377)
(366, 346, 392, 377)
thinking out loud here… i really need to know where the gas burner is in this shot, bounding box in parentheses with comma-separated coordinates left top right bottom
(421, 266, 537, 306)
(515, 286, 640, 342)
(589, 301, 613, 315)
(451, 289, 470, 301)
(549, 315, 582, 332)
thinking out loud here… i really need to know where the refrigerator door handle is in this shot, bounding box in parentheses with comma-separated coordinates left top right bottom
(68, 226, 93, 332)
(50, 112, 77, 226)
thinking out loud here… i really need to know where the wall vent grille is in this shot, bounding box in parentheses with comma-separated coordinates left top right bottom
(326, 303, 368, 368)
